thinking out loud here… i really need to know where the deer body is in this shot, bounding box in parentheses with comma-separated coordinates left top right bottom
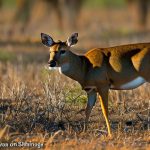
(41, 33, 150, 136)
(60, 43, 150, 90)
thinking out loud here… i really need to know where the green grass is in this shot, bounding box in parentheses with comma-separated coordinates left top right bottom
(3, 0, 126, 9)
(0, 50, 16, 62)
(65, 86, 87, 105)
(85, 0, 125, 8)
(2, 0, 16, 8)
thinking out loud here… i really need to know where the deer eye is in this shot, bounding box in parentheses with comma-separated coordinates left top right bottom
(60, 50, 66, 54)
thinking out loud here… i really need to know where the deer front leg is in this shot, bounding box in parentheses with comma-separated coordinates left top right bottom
(98, 88, 111, 137)
(84, 89, 97, 131)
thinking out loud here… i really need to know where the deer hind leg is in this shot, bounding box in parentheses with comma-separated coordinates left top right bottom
(98, 88, 111, 137)
(84, 89, 97, 132)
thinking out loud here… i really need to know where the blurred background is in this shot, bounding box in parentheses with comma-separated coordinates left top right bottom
(0, 0, 149, 66)
(0, 1, 149, 144)
(0, 0, 149, 49)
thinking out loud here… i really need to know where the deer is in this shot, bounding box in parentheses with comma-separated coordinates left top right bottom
(41, 32, 150, 136)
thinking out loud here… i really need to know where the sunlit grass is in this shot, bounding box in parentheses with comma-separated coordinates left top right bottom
(0, 61, 149, 149)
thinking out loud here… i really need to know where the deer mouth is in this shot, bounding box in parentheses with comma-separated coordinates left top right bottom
(49, 60, 57, 67)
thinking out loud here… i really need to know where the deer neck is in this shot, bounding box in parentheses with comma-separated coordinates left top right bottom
(59, 52, 87, 84)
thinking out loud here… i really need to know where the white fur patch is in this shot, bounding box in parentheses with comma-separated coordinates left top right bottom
(58, 67, 62, 74)
(45, 66, 60, 72)
(45, 64, 70, 74)
(48, 67, 59, 71)
(111, 77, 146, 90)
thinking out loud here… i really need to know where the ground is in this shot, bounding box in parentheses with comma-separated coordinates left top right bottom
(0, 4, 150, 150)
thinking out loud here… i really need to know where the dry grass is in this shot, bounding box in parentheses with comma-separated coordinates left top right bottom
(0, 60, 149, 150)
(0, 2, 150, 149)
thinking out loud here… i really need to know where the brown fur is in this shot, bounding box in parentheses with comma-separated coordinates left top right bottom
(85, 43, 150, 69)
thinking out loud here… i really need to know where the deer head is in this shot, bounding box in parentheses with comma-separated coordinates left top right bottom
(41, 33, 78, 68)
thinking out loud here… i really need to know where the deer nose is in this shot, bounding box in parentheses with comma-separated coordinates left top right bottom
(48, 60, 56, 67)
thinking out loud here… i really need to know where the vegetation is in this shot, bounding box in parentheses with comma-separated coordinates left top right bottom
(0, 50, 16, 62)
(0, 51, 149, 149)
(0, 0, 149, 149)
(85, 0, 125, 8)
(3, 0, 125, 8)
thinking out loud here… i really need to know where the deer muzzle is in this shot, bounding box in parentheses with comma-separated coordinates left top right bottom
(48, 60, 56, 67)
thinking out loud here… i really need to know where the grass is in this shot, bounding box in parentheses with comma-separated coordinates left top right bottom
(0, 50, 16, 62)
(0, 0, 150, 149)
(0, 59, 149, 149)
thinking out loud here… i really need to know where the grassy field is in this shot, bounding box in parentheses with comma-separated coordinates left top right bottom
(0, 1, 150, 149)
(0, 47, 149, 150)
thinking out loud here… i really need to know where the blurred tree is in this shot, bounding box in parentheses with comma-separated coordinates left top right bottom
(12, 0, 32, 32)
(44, 0, 63, 31)
(126, 0, 149, 30)
(1, 0, 149, 36)
(63, 0, 84, 30)
(8, 0, 84, 34)
(0, 0, 3, 9)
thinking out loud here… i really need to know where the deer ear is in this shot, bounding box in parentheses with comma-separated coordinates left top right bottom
(67, 33, 78, 47)
(41, 33, 54, 47)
